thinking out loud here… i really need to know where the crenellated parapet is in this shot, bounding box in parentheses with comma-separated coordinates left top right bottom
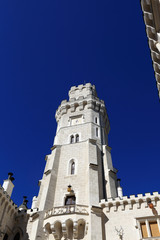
(55, 83, 110, 132)
(141, 0, 160, 97)
(55, 97, 106, 120)
(69, 83, 97, 100)
(100, 192, 160, 212)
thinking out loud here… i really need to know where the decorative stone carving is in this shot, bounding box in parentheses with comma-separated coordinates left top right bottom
(44, 205, 89, 219)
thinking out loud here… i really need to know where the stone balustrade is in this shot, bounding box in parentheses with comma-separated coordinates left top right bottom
(44, 204, 89, 219)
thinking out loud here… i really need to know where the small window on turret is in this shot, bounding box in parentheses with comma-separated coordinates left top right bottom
(69, 159, 76, 175)
(96, 127, 98, 137)
(71, 162, 75, 175)
(75, 134, 79, 143)
(95, 117, 97, 124)
(70, 135, 74, 144)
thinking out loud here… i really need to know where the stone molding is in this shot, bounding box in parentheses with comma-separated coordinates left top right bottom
(141, 0, 160, 97)
(44, 205, 89, 219)
(100, 192, 160, 212)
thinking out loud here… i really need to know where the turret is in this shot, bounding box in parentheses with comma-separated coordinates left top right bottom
(27, 83, 121, 240)
(2, 172, 15, 197)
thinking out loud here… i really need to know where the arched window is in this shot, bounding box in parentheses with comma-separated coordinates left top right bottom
(13, 233, 20, 240)
(70, 135, 74, 144)
(65, 195, 76, 205)
(71, 161, 75, 175)
(75, 134, 79, 143)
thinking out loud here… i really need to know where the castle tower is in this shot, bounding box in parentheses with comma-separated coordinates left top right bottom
(27, 83, 120, 240)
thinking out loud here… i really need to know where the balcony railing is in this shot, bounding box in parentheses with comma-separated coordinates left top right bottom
(45, 204, 89, 219)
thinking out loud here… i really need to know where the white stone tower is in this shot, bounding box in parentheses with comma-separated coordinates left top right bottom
(27, 83, 121, 240)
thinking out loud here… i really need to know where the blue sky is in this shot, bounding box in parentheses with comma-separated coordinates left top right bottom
(0, 0, 159, 207)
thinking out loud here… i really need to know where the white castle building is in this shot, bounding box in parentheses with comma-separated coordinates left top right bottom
(0, 83, 160, 240)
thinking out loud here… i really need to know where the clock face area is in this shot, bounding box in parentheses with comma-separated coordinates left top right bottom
(70, 115, 83, 125)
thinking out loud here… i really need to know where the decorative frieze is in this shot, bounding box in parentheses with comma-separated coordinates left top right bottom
(44, 205, 89, 219)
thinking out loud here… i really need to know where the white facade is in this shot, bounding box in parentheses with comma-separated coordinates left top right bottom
(26, 83, 118, 240)
(0, 83, 160, 240)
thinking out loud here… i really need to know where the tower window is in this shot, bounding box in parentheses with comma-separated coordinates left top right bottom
(71, 162, 75, 175)
(70, 135, 74, 144)
(69, 159, 76, 175)
(96, 127, 98, 137)
(95, 117, 97, 124)
(65, 196, 76, 205)
(75, 134, 79, 143)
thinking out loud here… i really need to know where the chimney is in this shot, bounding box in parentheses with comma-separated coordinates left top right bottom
(2, 172, 15, 197)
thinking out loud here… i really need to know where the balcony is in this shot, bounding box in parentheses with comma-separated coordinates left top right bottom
(44, 204, 89, 219)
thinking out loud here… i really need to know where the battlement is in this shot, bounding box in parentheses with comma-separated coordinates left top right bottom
(100, 192, 160, 212)
(69, 83, 97, 100)
(55, 83, 109, 127)
(56, 96, 106, 120)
